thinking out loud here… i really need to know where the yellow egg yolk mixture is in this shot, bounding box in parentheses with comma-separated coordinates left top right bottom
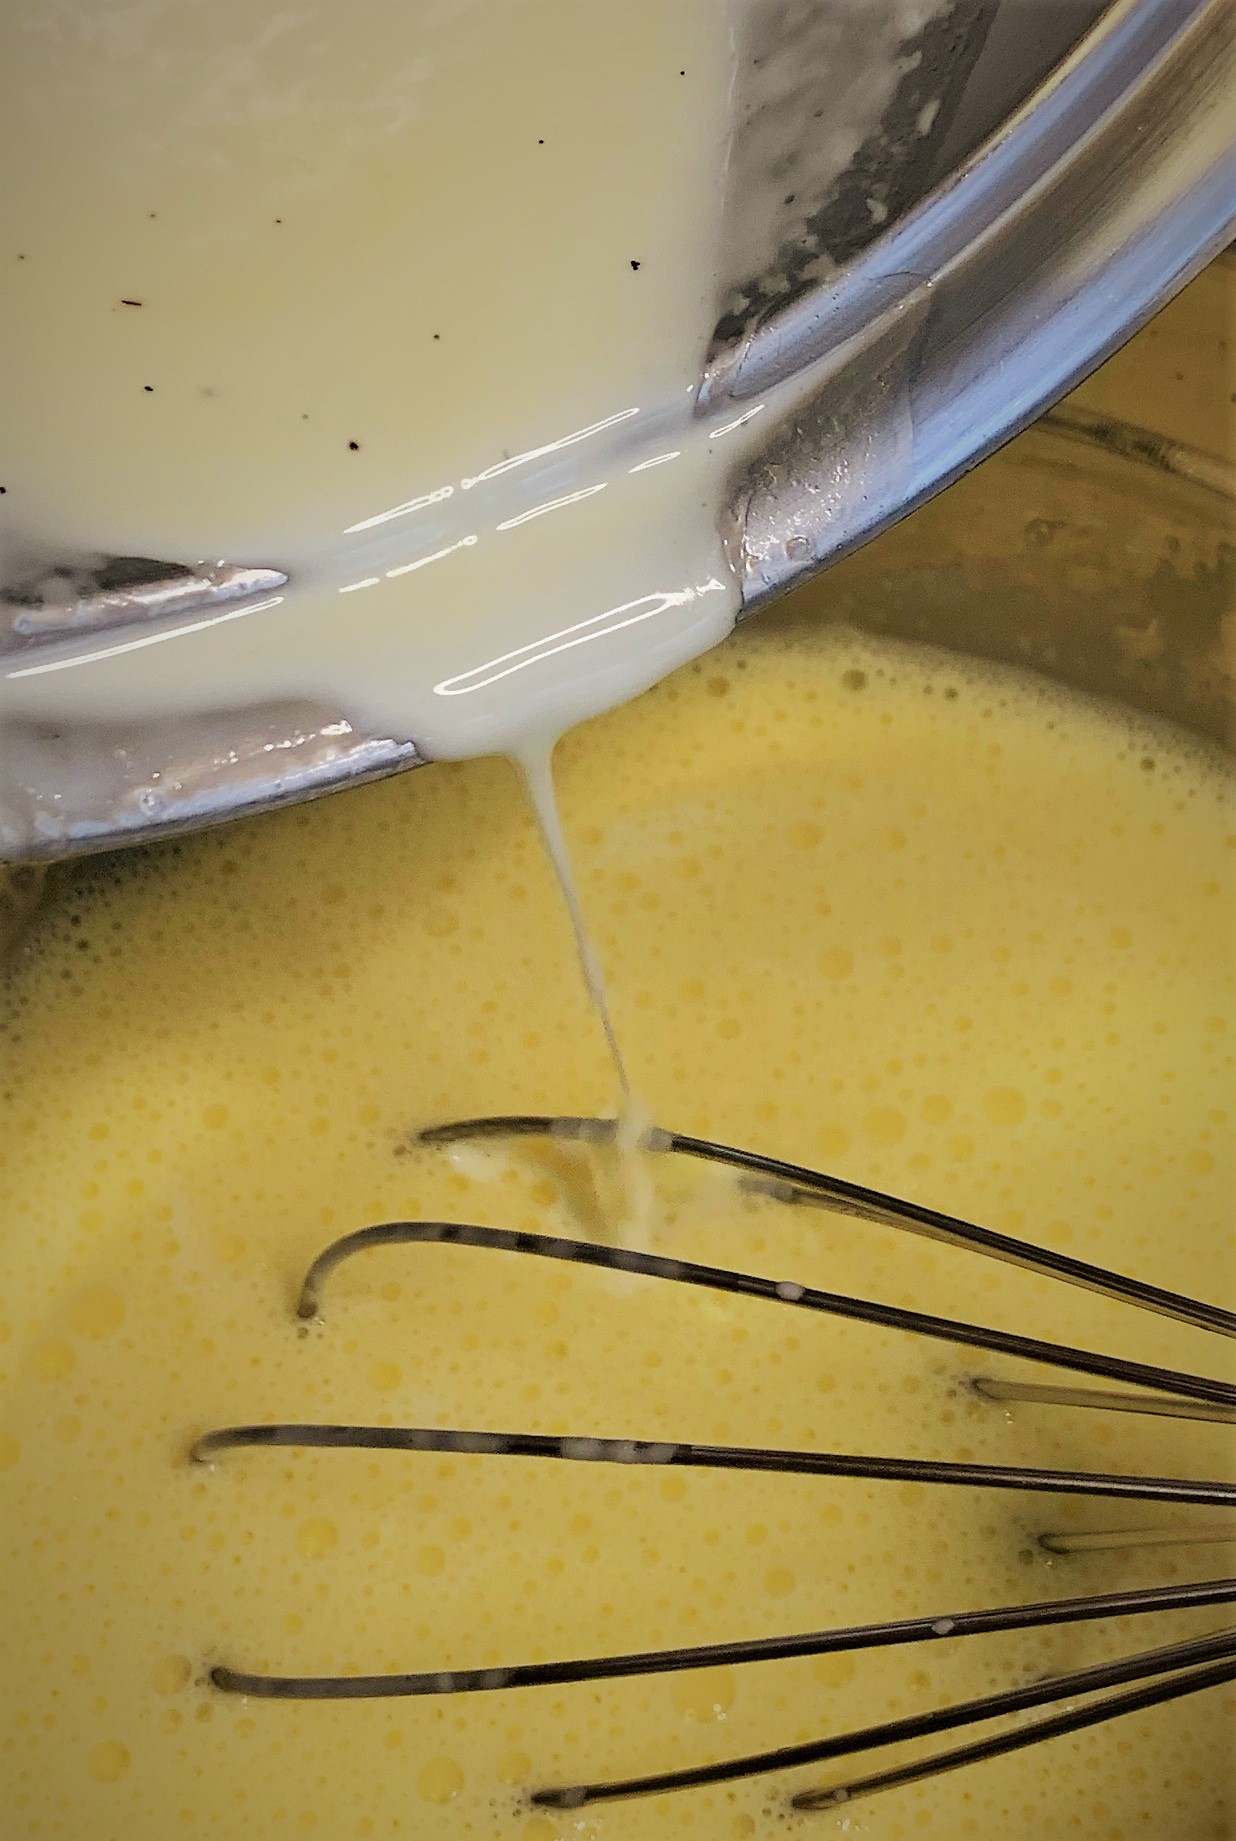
(1, 627, 1233, 1839)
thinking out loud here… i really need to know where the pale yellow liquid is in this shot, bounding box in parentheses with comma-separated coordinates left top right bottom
(0, 0, 742, 761)
(1, 627, 1233, 1838)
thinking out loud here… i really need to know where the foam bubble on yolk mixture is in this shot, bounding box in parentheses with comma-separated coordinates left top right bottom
(1, 629, 1233, 1839)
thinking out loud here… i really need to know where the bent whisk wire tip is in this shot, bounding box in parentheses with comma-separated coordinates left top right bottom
(192, 1115, 1236, 1810)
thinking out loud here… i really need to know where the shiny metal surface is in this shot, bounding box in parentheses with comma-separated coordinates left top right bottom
(0, 559, 287, 657)
(757, 402, 1235, 748)
(723, 0, 1236, 603)
(1, 0, 1232, 863)
(0, 707, 419, 864)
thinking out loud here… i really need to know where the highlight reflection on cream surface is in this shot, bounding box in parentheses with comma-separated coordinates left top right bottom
(433, 581, 729, 700)
(3, 598, 288, 681)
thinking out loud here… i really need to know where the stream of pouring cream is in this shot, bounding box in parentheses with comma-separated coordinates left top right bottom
(514, 734, 659, 1242)
(515, 736, 632, 1101)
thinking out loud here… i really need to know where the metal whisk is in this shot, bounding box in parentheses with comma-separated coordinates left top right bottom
(192, 1116, 1236, 1813)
